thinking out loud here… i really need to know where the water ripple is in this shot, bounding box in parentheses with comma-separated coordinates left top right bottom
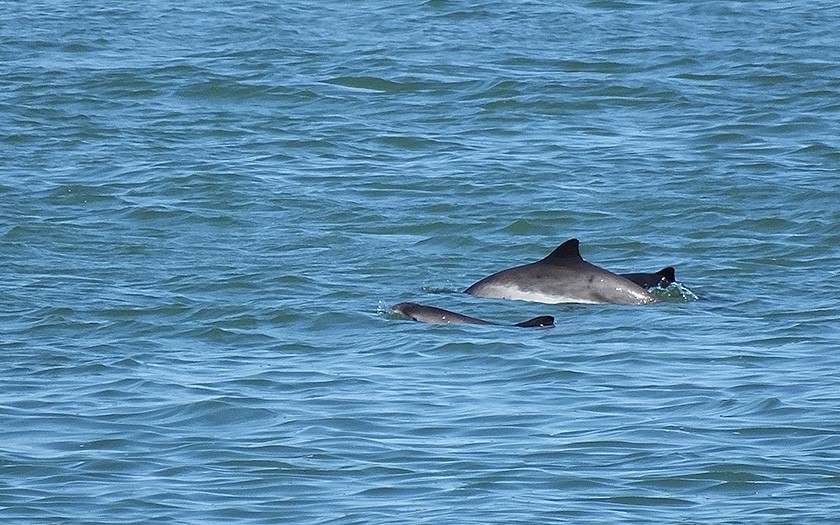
(3, 1, 840, 523)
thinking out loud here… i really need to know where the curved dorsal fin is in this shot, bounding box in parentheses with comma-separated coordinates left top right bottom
(541, 238, 582, 264)
(658, 266, 676, 283)
(514, 315, 555, 328)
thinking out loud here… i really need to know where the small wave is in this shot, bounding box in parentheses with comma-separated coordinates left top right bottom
(376, 301, 392, 316)
(420, 285, 462, 294)
(323, 76, 407, 93)
(651, 282, 699, 302)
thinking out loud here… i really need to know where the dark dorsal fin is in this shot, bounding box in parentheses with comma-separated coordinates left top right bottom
(658, 266, 676, 284)
(541, 238, 582, 264)
(514, 316, 555, 328)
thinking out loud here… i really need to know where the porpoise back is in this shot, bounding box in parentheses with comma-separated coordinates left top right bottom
(464, 239, 656, 305)
(620, 266, 676, 289)
(392, 302, 554, 328)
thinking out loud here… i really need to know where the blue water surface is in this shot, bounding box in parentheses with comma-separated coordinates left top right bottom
(2, 1, 840, 523)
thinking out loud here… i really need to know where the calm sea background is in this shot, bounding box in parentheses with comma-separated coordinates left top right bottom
(2, 1, 840, 523)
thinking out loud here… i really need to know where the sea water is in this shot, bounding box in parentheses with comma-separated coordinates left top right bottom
(2, 1, 840, 523)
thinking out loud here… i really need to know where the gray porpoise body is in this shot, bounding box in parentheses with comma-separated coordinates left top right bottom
(392, 302, 554, 328)
(620, 266, 676, 289)
(464, 238, 657, 305)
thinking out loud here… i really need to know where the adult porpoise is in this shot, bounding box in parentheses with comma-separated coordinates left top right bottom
(464, 238, 657, 305)
(392, 302, 554, 328)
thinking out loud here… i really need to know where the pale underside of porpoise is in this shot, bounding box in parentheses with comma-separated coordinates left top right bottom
(464, 238, 657, 305)
(392, 302, 554, 328)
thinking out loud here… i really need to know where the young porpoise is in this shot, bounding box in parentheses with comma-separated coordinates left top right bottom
(464, 238, 657, 305)
(392, 302, 554, 328)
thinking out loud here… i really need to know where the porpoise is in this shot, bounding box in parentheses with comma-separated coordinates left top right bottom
(464, 238, 657, 305)
(620, 266, 676, 289)
(392, 302, 554, 328)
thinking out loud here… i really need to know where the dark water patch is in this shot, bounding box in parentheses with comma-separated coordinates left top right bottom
(593, 495, 694, 507)
(325, 76, 416, 93)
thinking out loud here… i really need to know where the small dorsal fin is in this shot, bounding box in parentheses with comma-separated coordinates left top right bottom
(658, 266, 676, 284)
(514, 316, 555, 328)
(541, 238, 582, 263)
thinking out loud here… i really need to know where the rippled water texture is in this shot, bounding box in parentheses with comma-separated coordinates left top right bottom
(2, 1, 840, 523)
